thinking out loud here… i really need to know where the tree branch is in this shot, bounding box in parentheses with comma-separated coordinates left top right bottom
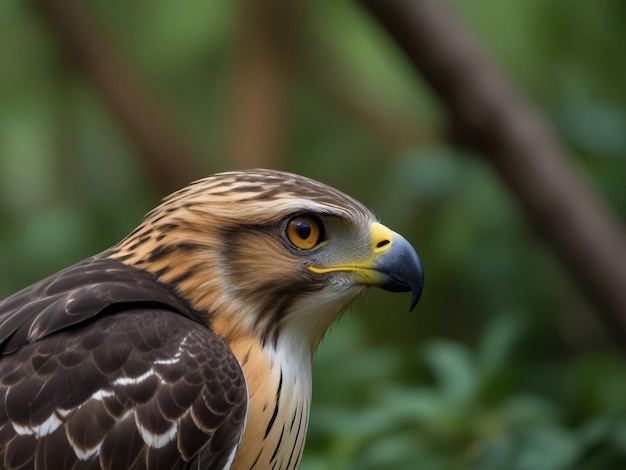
(33, 0, 203, 194)
(304, 45, 437, 152)
(361, 0, 626, 345)
(221, 0, 294, 169)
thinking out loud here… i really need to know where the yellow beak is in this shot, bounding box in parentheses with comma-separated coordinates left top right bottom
(308, 222, 424, 311)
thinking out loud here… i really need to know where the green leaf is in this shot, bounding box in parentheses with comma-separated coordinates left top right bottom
(422, 340, 478, 406)
(478, 313, 523, 376)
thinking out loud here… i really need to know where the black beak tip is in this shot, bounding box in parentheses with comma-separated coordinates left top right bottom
(402, 253, 424, 312)
(408, 276, 424, 312)
(374, 234, 424, 312)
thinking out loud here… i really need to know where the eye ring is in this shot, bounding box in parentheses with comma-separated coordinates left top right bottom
(285, 215, 322, 250)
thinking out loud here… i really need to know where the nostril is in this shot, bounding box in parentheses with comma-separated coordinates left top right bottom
(376, 239, 390, 248)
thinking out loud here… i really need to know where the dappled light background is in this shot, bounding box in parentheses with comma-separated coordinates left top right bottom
(1, 1, 626, 468)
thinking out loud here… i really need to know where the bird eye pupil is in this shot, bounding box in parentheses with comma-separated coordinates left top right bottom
(295, 221, 311, 239)
(286, 215, 321, 250)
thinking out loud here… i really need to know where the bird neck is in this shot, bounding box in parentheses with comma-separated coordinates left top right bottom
(226, 328, 313, 470)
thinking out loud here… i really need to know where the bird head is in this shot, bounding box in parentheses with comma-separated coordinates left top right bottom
(111, 169, 423, 351)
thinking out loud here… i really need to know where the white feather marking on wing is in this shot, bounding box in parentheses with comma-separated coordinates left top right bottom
(73, 442, 102, 461)
(113, 368, 154, 386)
(153, 334, 190, 365)
(223, 443, 239, 470)
(11, 422, 34, 436)
(11, 413, 63, 437)
(90, 389, 114, 401)
(134, 413, 178, 449)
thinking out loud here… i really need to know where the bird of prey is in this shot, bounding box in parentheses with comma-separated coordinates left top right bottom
(0, 169, 423, 469)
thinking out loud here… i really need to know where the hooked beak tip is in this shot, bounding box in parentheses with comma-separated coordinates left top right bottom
(373, 231, 424, 312)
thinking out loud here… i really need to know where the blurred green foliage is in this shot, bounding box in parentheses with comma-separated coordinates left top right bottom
(1, 1, 625, 468)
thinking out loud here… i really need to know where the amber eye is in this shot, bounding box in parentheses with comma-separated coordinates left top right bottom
(286, 215, 322, 250)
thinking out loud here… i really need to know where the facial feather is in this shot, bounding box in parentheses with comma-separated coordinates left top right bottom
(109, 170, 374, 350)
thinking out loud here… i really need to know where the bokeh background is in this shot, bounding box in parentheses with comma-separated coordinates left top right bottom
(2, 1, 626, 468)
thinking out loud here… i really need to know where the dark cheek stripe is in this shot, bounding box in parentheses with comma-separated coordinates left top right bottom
(252, 281, 325, 347)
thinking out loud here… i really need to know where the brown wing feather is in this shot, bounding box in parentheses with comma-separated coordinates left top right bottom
(0, 258, 247, 469)
(0, 309, 246, 469)
(0, 256, 202, 354)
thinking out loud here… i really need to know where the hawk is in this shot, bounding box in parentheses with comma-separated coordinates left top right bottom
(0, 169, 423, 469)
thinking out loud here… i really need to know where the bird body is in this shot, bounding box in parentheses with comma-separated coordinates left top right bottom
(0, 169, 423, 469)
